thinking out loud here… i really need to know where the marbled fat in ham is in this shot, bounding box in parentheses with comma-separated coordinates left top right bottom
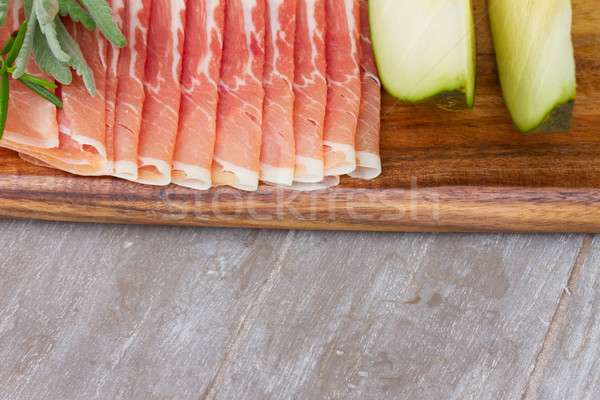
(113, 0, 152, 180)
(172, 0, 225, 190)
(349, 0, 381, 180)
(136, 0, 187, 185)
(292, 0, 327, 183)
(212, 0, 266, 191)
(0, 0, 382, 190)
(259, 0, 296, 186)
(322, 0, 361, 176)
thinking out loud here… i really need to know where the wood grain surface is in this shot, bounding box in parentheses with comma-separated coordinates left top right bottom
(0, 0, 598, 232)
(536, 236, 600, 400)
(1, 219, 594, 399)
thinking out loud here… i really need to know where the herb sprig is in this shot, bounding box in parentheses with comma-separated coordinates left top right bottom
(0, 0, 125, 140)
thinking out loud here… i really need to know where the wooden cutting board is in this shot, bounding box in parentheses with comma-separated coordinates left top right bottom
(0, 0, 599, 232)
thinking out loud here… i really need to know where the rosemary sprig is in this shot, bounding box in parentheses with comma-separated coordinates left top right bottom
(0, 21, 63, 140)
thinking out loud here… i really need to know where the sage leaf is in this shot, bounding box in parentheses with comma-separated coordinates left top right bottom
(58, 0, 95, 31)
(78, 0, 125, 47)
(32, 22, 72, 84)
(13, 0, 37, 78)
(55, 17, 95, 96)
(0, 0, 8, 28)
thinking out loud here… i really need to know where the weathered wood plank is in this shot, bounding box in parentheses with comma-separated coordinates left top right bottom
(0, 219, 288, 399)
(214, 232, 584, 399)
(535, 236, 600, 400)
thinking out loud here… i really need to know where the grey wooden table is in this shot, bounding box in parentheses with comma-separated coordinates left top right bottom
(0, 219, 597, 399)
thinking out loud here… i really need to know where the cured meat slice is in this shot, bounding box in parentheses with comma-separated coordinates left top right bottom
(0, 0, 58, 150)
(55, 18, 108, 173)
(136, 0, 187, 185)
(349, 0, 381, 179)
(212, 0, 266, 191)
(172, 0, 225, 190)
(8, 8, 110, 175)
(113, 0, 152, 180)
(104, 0, 126, 174)
(292, 0, 327, 183)
(322, 0, 360, 176)
(259, 0, 296, 186)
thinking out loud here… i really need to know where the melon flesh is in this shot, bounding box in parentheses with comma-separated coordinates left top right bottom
(369, 0, 476, 110)
(488, 0, 576, 133)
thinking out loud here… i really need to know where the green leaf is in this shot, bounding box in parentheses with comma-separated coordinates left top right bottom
(78, 0, 125, 47)
(37, 16, 70, 63)
(0, 68, 9, 140)
(32, 25, 72, 84)
(20, 72, 57, 88)
(54, 17, 95, 96)
(0, 0, 8, 28)
(18, 76, 63, 108)
(35, 0, 59, 24)
(12, 0, 37, 78)
(5, 21, 28, 66)
(0, 33, 15, 56)
(59, 0, 96, 31)
(0, 0, 8, 26)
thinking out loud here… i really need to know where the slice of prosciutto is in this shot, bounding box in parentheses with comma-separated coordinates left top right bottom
(172, 0, 225, 190)
(349, 0, 381, 179)
(113, 0, 152, 180)
(0, 0, 58, 150)
(292, 0, 327, 183)
(136, 0, 187, 185)
(16, 17, 109, 176)
(259, 0, 296, 186)
(322, 0, 360, 176)
(56, 18, 108, 173)
(212, 0, 266, 192)
(104, 0, 126, 174)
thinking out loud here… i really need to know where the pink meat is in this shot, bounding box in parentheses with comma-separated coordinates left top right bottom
(113, 0, 152, 180)
(292, 0, 327, 183)
(53, 18, 109, 174)
(322, 0, 360, 176)
(349, 0, 381, 180)
(172, 0, 225, 190)
(212, 0, 267, 191)
(10, 19, 109, 175)
(136, 0, 187, 185)
(104, 0, 125, 174)
(259, 0, 296, 186)
(0, 1, 58, 153)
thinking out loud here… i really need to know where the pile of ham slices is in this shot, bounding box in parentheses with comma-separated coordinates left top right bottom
(0, 0, 381, 191)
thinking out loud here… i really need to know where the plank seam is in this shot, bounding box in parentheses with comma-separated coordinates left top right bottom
(202, 229, 297, 400)
(521, 233, 596, 400)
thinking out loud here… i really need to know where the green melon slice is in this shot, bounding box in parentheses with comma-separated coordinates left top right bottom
(488, 0, 576, 133)
(369, 0, 476, 110)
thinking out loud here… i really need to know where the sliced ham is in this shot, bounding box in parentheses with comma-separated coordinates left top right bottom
(113, 0, 152, 180)
(172, 0, 225, 190)
(55, 18, 108, 173)
(15, 18, 110, 176)
(0, 0, 57, 150)
(104, 0, 126, 174)
(322, 0, 360, 176)
(212, 0, 267, 191)
(136, 0, 186, 185)
(349, 0, 381, 180)
(259, 0, 296, 186)
(292, 0, 327, 183)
